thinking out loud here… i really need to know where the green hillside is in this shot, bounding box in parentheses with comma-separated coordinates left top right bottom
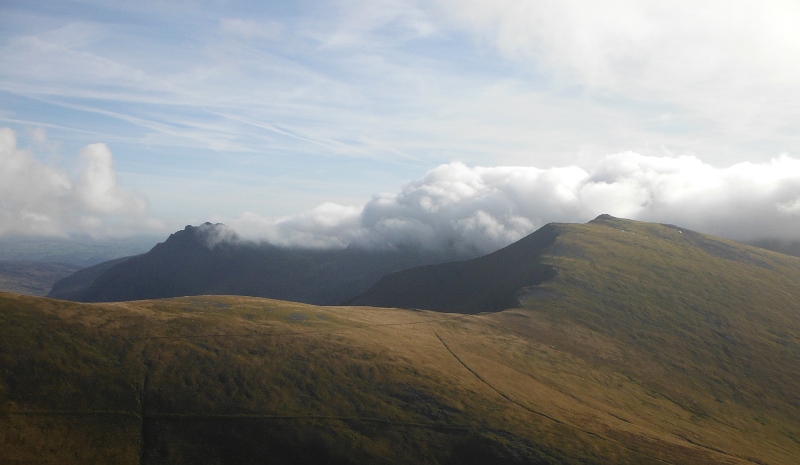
(2, 216, 800, 464)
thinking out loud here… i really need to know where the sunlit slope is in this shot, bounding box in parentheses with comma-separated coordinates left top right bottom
(2, 293, 640, 465)
(507, 215, 800, 464)
(352, 214, 800, 463)
(3, 216, 800, 464)
(1, 293, 799, 463)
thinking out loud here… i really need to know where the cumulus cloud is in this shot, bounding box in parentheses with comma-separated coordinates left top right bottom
(225, 203, 362, 249)
(223, 153, 800, 253)
(0, 127, 153, 237)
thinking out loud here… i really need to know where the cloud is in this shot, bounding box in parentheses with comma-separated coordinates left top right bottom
(196, 222, 240, 249)
(436, 0, 800, 86)
(225, 203, 362, 249)
(324, 0, 439, 46)
(435, 0, 800, 143)
(223, 153, 800, 253)
(4, 1, 800, 230)
(0, 127, 155, 237)
(219, 18, 284, 40)
(76, 143, 147, 216)
(4, 0, 799, 184)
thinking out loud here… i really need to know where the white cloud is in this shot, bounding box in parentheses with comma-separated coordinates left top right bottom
(4, 0, 799, 182)
(224, 153, 800, 253)
(76, 143, 147, 216)
(436, 0, 800, 86)
(225, 203, 362, 249)
(4, 1, 800, 230)
(0, 127, 155, 237)
(435, 0, 800, 145)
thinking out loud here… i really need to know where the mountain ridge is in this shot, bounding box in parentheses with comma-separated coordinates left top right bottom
(352, 214, 800, 313)
(48, 222, 472, 304)
(349, 221, 560, 313)
(48, 217, 800, 306)
(4, 215, 800, 464)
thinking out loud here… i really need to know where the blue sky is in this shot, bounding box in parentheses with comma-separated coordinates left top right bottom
(3, 0, 800, 249)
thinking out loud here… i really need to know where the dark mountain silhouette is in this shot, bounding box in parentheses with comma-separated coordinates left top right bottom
(349, 222, 559, 313)
(46, 257, 130, 299)
(749, 238, 800, 257)
(48, 223, 470, 304)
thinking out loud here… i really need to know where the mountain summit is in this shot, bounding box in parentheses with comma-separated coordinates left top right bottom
(48, 223, 470, 304)
(352, 213, 792, 314)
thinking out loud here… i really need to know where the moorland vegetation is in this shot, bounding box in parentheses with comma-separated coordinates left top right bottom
(2, 216, 800, 464)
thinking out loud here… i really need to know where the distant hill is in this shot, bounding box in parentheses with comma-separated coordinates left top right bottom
(748, 238, 800, 258)
(48, 223, 470, 304)
(46, 257, 131, 299)
(353, 214, 800, 314)
(4, 215, 800, 463)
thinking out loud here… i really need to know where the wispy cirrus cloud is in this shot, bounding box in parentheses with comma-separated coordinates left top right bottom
(8, 0, 796, 170)
(1, 1, 800, 234)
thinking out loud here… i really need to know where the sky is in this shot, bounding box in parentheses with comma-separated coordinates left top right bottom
(2, 0, 800, 252)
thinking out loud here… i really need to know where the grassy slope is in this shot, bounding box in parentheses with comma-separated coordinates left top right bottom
(508, 216, 800, 464)
(1, 217, 800, 464)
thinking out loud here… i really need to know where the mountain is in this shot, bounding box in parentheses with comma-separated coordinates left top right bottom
(349, 222, 559, 312)
(352, 214, 800, 313)
(748, 238, 800, 258)
(45, 256, 130, 298)
(48, 223, 470, 304)
(5, 215, 800, 464)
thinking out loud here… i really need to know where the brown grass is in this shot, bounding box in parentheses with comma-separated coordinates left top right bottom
(1, 218, 800, 464)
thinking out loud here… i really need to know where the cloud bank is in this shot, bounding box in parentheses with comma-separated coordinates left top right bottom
(0, 127, 154, 237)
(437, 0, 800, 125)
(225, 153, 800, 253)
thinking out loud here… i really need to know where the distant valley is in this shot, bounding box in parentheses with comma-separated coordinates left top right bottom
(0, 234, 159, 297)
(0, 261, 83, 296)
